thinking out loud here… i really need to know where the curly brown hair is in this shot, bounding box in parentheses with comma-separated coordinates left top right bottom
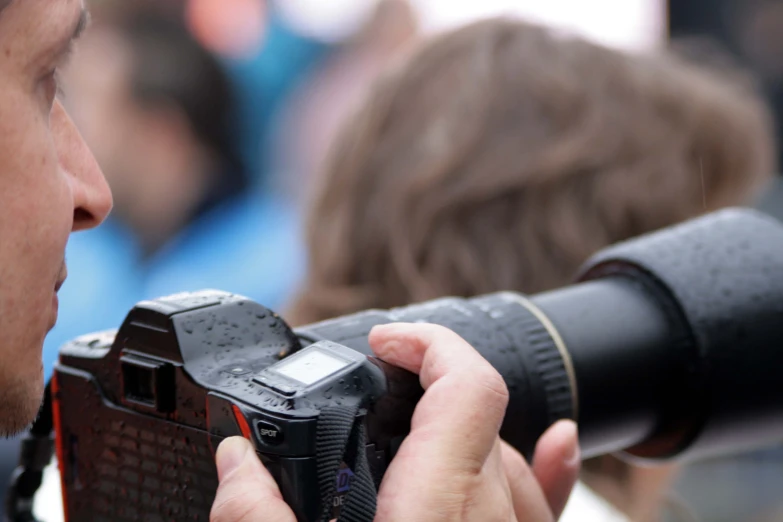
(285, 17, 776, 521)
(287, 19, 775, 327)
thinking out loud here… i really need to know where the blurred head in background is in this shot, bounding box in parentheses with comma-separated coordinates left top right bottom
(287, 17, 776, 521)
(63, 11, 245, 256)
(272, 0, 419, 203)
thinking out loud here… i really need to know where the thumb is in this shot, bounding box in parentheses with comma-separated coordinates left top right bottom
(531, 420, 581, 519)
(211, 437, 296, 522)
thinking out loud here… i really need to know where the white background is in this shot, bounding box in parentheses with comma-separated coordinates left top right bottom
(274, 0, 666, 50)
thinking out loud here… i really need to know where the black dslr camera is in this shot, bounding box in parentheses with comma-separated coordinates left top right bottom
(10, 208, 783, 522)
(50, 291, 423, 522)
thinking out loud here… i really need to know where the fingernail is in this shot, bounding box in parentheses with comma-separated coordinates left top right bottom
(216, 437, 250, 479)
(371, 324, 398, 336)
(561, 421, 580, 466)
(372, 323, 413, 334)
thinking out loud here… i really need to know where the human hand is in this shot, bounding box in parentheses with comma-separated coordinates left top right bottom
(367, 323, 581, 521)
(210, 323, 581, 522)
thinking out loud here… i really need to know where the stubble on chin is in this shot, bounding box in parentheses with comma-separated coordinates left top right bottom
(0, 365, 45, 437)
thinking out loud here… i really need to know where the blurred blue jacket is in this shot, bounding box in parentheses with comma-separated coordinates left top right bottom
(43, 191, 305, 379)
(223, 10, 329, 187)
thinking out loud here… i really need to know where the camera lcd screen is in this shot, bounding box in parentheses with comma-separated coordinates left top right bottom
(273, 349, 350, 385)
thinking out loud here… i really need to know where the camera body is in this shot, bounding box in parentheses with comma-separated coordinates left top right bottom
(53, 290, 427, 522)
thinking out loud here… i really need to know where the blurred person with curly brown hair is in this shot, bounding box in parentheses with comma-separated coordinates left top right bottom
(286, 17, 777, 522)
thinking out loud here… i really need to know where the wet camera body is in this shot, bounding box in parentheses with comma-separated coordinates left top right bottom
(53, 291, 422, 522)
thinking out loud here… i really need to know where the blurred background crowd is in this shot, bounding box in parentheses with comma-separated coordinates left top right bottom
(12, 1, 783, 521)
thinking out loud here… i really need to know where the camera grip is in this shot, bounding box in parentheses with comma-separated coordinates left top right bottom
(258, 454, 322, 522)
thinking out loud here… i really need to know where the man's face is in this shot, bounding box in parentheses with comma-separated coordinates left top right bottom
(0, 0, 112, 434)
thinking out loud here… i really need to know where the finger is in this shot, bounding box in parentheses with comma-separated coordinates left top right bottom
(211, 437, 296, 522)
(531, 420, 581, 519)
(369, 323, 509, 473)
(500, 441, 555, 522)
(370, 323, 505, 390)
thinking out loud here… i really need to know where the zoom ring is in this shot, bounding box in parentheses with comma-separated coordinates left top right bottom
(519, 312, 574, 423)
(471, 292, 575, 424)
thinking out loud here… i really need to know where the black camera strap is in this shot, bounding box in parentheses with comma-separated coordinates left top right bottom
(5, 382, 54, 522)
(316, 404, 377, 522)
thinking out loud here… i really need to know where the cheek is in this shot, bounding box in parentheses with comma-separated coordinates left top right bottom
(34, 155, 75, 246)
(0, 105, 73, 247)
(5, 152, 74, 285)
(0, 83, 74, 375)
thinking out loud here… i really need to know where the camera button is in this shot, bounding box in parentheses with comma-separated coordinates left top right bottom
(271, 384, 296, 396)
(256, 421, 284, 445)
(251, 376, 297, 397)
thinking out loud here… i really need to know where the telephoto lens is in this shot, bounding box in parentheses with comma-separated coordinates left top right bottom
(296, 208, 783, 463)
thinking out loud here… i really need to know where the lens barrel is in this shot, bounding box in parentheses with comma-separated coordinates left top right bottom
(297, 208, 783, 462)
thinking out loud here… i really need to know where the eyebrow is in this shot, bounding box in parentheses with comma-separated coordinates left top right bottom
(66, 7, 90, 49)
(50, 5, 90, 62)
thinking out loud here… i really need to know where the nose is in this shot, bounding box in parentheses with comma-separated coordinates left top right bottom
(52, 101, 113, 231)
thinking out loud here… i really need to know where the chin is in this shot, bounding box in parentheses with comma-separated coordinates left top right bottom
(0, 366, 45, 437)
